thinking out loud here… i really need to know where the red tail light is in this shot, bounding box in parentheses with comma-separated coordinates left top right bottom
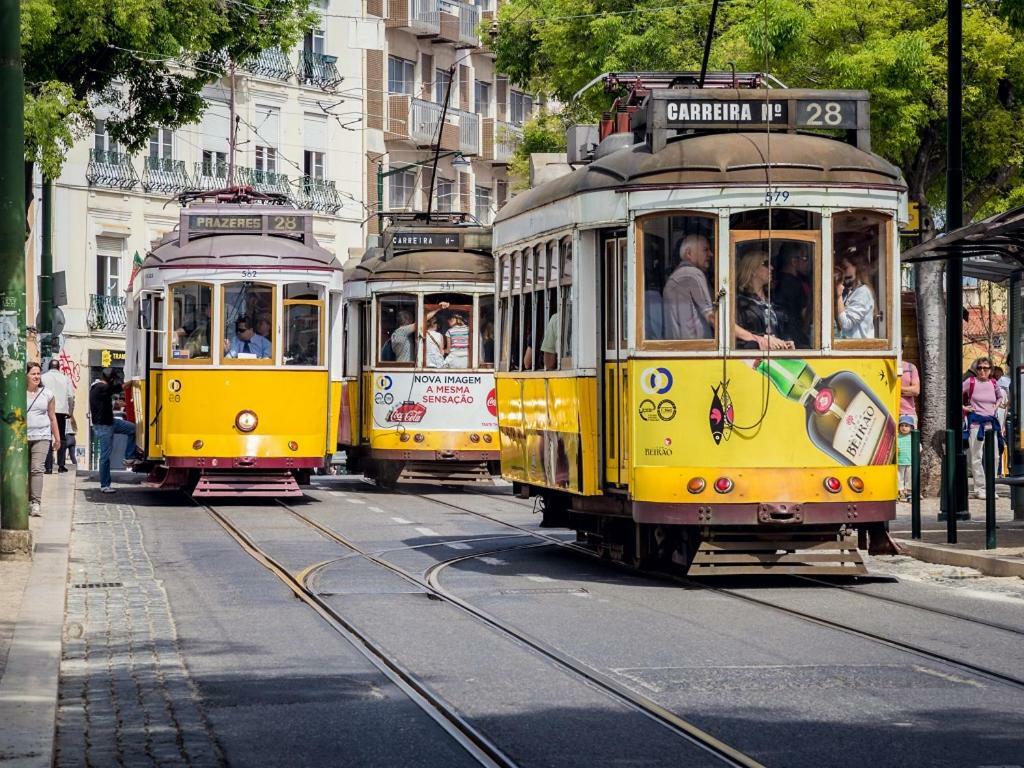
(823, 476, 842, 494)
(713, 477, 734, 494)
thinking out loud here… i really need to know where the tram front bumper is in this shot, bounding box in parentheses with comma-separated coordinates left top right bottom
(632, 499, 894, 526)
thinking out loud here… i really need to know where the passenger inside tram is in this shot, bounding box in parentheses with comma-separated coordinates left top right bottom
(773, 243, 814, 348)
(226, 317, 272, 359)
(832, 211, 887, 341)
(835, 250, 877, 339)
(734, 249, 795, 351)
(170, 284, 212, 360)
(390, 309, 417, 362)
(662, 234, 715, 341)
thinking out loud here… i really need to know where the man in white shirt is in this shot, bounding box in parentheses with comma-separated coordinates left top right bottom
(41, 360, 71, 473)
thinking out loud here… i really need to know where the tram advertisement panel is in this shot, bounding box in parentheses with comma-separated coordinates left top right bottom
(373, 372, 498, 431)
(632, 357, 899, 468)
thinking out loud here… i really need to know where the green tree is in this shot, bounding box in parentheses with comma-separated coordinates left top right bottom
(22, 0, 315, 181)
(507, 109, 568, 188)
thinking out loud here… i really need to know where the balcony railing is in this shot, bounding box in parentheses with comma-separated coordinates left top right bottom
(452, 0, 480, 46)
(242, 47, 292, 81)
(194, 160, 230, 190)
(457, 109, 480, 156)
(299, 50, 342, 89)
(236, 166, 291, 196)
(293, 176, 343, 214)
(141, 157, 190, 194)
(86, 149, 139, 190)
(88, 294, 128, 333)
(409, 98, 461, 151)
(408, 0, 442, 34)
(482, 119, 522, 164)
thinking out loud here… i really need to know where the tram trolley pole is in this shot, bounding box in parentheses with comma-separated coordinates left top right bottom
(911, 429, 922, 540)
(984, 428, 997, 550)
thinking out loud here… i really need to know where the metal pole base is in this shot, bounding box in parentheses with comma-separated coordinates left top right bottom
(0, 529, 33, 559)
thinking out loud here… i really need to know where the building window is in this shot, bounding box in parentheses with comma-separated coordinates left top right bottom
(149, 128, 173, 161)
(255, 146, 277, 174)
(93, 120, 120, 154)
(388, 56, 415, 95)
(253, 104, 280, 175)
(435, 68, 452, 106)
(304, 26, 325, 54)
(388, 169, 417, 210)
(304, 150, 325, 180)
(474, 80, 491, 117)
(96, 236, 123, 297)
(435, 178, 454, 212)
(475, 186, 492, 224)
(509, 91, 533, 125)
(202, 150, 227, 177)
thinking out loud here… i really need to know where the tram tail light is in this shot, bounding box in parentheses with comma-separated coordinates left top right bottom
(470, 433, 480, 443)
(848, 476, 864, 493)
(414, 433, 425, 443)
(823, 476, 842, 494)
(235, 410, 258, 433)
(400, 433, 411, 442)
(192, 440, 204, 450)
(482, 434, 493, 443)
(288, 441, 298, 452)
(687, 477, 706, 494)
(713, 477, 733, 494)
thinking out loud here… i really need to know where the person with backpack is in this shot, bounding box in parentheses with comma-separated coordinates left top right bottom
(963, 356, 1007, 499)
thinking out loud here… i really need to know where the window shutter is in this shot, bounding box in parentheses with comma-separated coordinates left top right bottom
(366, 50, 384, 130)
(459, 65, 470, 112)
(496, 77, 507, 121)
(421, 54, 433, 101)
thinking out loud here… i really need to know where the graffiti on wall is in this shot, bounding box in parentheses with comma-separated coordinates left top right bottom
(56, 348, 81, 390)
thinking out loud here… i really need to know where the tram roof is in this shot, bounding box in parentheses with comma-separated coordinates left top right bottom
(346, 249, 493, 283)
(495, 131, 904, 223)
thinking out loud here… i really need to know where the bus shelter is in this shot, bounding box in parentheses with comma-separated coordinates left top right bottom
(903, 205, 1024, 521)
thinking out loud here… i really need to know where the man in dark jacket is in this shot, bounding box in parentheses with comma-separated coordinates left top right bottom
(89, 368, 141, 493)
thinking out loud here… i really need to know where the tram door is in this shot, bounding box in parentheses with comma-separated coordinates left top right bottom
(602, 230, 629, 488)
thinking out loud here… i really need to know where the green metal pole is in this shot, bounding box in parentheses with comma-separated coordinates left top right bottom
(911, 429, 921, 539)
(945, 429, 958, 544)
(40, 178, 52, 356)
(0, 0, 28, 534)
(376, 162, 384, 219)
(984, 428, 997, 550)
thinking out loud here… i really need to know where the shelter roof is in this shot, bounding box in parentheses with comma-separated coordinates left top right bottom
(902, 205, 1024, 282)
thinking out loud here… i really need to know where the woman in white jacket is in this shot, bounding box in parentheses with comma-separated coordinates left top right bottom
(835, 251, 876, 339)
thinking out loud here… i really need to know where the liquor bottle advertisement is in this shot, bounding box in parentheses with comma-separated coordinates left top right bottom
(631, 357, 899, 468)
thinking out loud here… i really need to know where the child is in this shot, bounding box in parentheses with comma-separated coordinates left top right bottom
(897, 415, 914, 501)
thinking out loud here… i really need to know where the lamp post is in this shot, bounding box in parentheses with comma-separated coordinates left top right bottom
(375, 151, 471, 217)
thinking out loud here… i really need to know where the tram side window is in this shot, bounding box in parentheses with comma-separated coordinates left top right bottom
(378, 294, 418, 365)
(833, 211, 889, 343)
(170, 283, 212, 361)
(283, 284, 324, 366)
(223, 283, 275, 361)
(559, 237, 572, 366)
(730, 209, 821, 351)
(423, 293, 473, 369)
(479, 294, 494, 367)
(639, 214, 716, 344)
(152, 296, 164, 364)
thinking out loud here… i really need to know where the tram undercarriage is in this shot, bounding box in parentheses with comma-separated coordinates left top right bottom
(529, 489, 900, 576)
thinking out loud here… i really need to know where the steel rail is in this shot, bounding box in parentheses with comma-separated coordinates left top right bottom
(281, 500, 766, 768)
(198, 502, 519, 768)
(383, 489, 1024, 693)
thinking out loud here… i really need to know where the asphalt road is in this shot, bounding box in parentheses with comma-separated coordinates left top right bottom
(115, 478, 1024, 768)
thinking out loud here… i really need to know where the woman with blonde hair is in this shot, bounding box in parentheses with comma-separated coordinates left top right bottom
(734, 251, 793, 351)
(26, 361, 60, 517)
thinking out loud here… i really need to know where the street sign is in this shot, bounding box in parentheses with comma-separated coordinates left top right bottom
(901, 201, 921, 236)
(35, 306, 65, 336)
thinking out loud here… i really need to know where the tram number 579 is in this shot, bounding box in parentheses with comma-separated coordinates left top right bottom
(765, 189, 790, 204)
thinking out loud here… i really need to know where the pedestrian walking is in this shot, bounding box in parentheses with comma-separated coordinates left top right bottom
(963, 356, 1006, 499)
(27, 361, 60, 516)
(41, 360, 71, 473)
(897, 415, 914, 502)
(899, 357, 920, 427)
(64, 408, 78, 467)
(89, 367, 142, 494)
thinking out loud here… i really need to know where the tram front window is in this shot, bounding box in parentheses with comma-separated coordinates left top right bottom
(223, 282, 274, 361)
(423, 293, 473, 369)
(170, 283, 212, 361)
(833, 211, 888, 343)
(378, 294, 418, 365)
(639, 214, 717, 344)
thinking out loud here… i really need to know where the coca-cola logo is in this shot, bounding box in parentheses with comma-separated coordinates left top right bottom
(486, 388, 497, 416)
(388, 401, 427, 423)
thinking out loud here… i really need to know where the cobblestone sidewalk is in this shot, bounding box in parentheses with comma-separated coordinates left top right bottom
(57, 500, 222, 767)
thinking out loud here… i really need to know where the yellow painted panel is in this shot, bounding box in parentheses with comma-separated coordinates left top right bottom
(152, 369, 330, 458)
(328, 380, 342, 452)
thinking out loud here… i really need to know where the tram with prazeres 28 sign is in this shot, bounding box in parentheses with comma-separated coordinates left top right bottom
(124, 190, 344, 496)
(492, 73, 908, 574)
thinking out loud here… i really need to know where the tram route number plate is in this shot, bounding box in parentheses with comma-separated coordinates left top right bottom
(664, 98, 857, 129)
(392, 232, 461, 249)
(188, 214, 303, 233)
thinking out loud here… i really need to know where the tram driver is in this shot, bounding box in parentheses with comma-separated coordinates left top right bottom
(226, 317, 272, 359)
(661, 235, 715, 340)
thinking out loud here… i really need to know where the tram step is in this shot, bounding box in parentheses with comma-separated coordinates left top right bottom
(193, 472, 303, 498)
(400, 461, 495, 485)
(687, 532, 867, 577)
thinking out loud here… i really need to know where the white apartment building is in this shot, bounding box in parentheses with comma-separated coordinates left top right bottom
(363, 0, 532, 234)
(37, 0, 369, 440)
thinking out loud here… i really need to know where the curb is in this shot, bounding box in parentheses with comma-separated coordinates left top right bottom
(0, 471, 78, 767)
(895, 538, 1024, 578)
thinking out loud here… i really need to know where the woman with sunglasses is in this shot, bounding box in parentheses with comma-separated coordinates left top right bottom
(963, 356, 1007, 499)
(734, 250, 794, 351)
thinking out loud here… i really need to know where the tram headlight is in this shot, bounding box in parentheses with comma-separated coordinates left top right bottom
(235, 410, 258, 433)
(823, 476, 842, 494)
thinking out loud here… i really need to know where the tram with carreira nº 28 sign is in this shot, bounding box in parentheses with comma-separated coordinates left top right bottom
(124, 189, 344, 496)
(337, 212, 499, 488)
(492, 72, 908, 575)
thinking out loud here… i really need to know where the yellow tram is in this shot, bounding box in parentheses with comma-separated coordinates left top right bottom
(492, 74, 908, 574)
(338, 213, 499, 487)
(125, 195, 343, 496)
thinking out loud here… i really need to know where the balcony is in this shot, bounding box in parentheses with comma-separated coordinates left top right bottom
(457, 109, 479, 156)
(293, 176, 343, 215)
(88, 294, 127, 333)
(193, 160, 230, 190)
(482, 118, 522, 164)
(452, 0, 480, 46)
(86, 149, 139, 190)
(141, 157, 190, 194)
(236, 166, 291, 196)
(388, 0, 440, 35)
(241, 47, 292, 81)
(299, 50, 342, 89)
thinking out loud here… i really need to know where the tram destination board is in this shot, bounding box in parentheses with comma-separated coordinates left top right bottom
(187, 213, 305, 233)
(392, 232, 462, 249)
(664, 98, 857, 129)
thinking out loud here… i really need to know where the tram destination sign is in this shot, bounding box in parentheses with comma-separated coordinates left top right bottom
(665, 98, 858, 130)
(187, 213, 304, 233)
(392, 232, 462, 249)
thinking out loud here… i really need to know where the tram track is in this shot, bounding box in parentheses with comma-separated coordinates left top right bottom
(280, 498, 766, 768)
(385, 486, 1024, 693)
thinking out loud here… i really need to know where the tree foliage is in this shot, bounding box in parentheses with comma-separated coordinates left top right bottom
(507, 109, 568, 188)
(493, 0, 1024, 218)
(22, 0, 315, 179)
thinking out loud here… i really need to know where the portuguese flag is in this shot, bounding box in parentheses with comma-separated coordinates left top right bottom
(126, 250, 143, 291)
